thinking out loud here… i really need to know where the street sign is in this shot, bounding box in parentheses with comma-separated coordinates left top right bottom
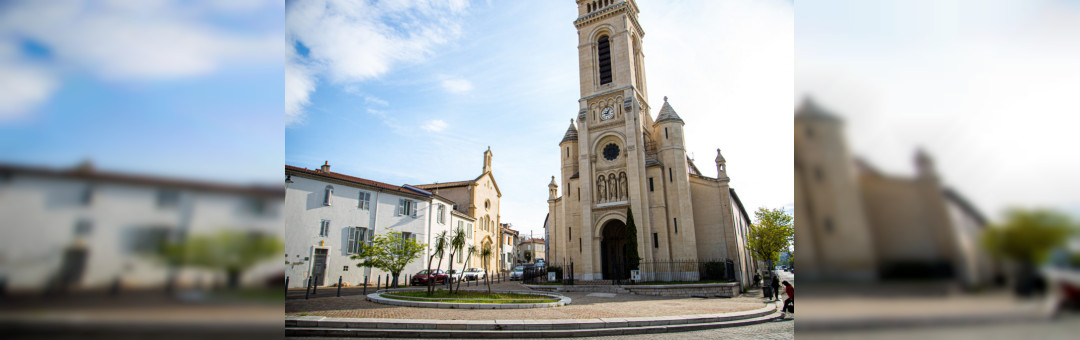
(548, 272, 556, 281)
(630, 270, 640, 281)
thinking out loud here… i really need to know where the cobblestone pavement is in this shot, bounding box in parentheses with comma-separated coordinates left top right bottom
(285, 318, 794, 340)
(798, 314, 1080, 340)
(286, 280, 769, 320)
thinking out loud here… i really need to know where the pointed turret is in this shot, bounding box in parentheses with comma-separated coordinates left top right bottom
(548, 176, 558, 200)
(654, 96, 684, 125)
(715, 148, 728, 178)
(483, 147, 493, 174)
(561, 119, 579, 143)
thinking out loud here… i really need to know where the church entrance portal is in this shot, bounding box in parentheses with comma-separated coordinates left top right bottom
(600, 220, 628, 280)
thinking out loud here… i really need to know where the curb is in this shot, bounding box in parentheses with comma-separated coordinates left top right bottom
(796, 311, 1051, 332)
(367, 289, 572, 309)
(285, 303, 780, 338)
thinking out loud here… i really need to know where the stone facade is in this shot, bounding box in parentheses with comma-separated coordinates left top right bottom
(794, 99, 997, 287)
(546, 0, 757, 288)
(415, 148, 502, 272)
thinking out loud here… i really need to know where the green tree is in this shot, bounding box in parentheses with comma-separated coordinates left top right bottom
(455, 245, 477, 292)
(350, 231, 424, 288)
(157, 230, 282, 290)
(745, 207, 794, 280)
(624, 207, 641, 277)
(425, 231, 448, 295)
(982, 209, 1075, 295)
(446, 227, 466, 294)
(480, 245, 493, 293)
(523, 249, 533, 263)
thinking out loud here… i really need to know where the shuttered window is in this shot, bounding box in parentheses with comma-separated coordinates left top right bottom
(319, 220, 330, 237)
(598, 36, 612, 84)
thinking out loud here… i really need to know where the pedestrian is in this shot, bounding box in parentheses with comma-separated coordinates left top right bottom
(781, 280, 794, 317)
(770, 275, 780, 301)
(753, 273, 761, 288)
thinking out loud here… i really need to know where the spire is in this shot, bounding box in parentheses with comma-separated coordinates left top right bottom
(560, 119, 579, 143)
(715, 148, 726, 163)
(655, 96, 684, 124)
(483, 147, 493, 173)
(715, 148, 728, 178)
(548, 176, 558, 200)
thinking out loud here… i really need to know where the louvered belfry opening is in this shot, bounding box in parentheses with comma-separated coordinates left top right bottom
(598, 36, 612, 84)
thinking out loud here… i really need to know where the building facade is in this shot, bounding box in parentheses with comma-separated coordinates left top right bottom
(518, 238, 546, 264)
(794, 99, 997, 287)
(415, 147, 502, 273)
(546, 0, 757, 286)
(0, 162, 283, 293)
(499, 223, 519, 271)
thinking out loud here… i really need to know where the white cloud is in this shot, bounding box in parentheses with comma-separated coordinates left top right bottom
(285, 57, 315, 126)
(441, 77, 473, 94)
(0, 62, 57, 122)
(0, 0, 283, 119)
(422, 119, 448, 132)
(285, 0, 470, 126)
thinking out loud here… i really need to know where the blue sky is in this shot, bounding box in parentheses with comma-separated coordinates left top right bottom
(287, 0, 794, 237)
(0, 1, 283, 184)
(797, 0, 1080, 220)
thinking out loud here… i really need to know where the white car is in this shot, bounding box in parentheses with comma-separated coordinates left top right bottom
(463, 267, 485, 281)
(510, 266, 524, 280)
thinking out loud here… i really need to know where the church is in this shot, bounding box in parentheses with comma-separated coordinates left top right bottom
(545, 0, 757, 287)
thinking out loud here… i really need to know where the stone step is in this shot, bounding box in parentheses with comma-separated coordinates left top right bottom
(285, 310, 782, 338)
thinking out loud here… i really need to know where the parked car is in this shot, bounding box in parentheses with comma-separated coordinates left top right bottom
(410, 269, 449, 285)
(446, 269, 464, 283)
(463, 267, 486, 281)
(510, 266, 524, 280)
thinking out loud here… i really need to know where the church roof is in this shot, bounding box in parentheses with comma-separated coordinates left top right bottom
(795, 97, 841, 122)
(654, 97, 684, 124)
(560, 120, 578, 143)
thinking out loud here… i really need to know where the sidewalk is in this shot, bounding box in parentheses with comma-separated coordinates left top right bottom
(796, 291, 1050, 331)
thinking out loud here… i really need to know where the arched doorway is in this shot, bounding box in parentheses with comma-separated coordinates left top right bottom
(600, 219, 628, 280)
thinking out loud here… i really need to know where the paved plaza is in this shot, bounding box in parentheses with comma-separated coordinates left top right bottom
(286, 280, 772, 320)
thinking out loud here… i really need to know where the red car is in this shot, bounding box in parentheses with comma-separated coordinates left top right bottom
(411, 269, 449, 285)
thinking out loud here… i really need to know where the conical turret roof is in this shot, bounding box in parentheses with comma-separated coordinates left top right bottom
(655, 96, 684, 124)
(560, 119, 578, 143)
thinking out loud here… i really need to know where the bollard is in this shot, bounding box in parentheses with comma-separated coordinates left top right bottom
(304, 277, 311, 300)
(363, 276, 368, 295)
(109, 276, 120, 296)
(312, 278, 318, 295)
(285, 276, 290, 294)
(337, 276, 342, 297)
(386, 274, 391, 288)
(377, 276, 381, 291)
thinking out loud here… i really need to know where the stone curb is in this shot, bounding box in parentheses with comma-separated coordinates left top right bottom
(367, 288, 572, 309)
(285, 303, 778, 337)
(285, 310, 783, 338)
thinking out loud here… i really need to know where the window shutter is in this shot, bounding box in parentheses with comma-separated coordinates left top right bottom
(396, 199, 403, 216)
(346, 227, 356, 254)
(411, 200, 417, 216)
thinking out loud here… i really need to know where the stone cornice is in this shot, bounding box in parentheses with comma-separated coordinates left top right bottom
(574, 1, 645, 38)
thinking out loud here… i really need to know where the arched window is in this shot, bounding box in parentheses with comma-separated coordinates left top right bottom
(323, 185, 333, 206)
(597, 36, 612, 84)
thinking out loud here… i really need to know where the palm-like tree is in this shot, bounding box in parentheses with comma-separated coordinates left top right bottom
(480, 245, 493, 293)
(455, 245, 477, 292)
(446, 226, 466, 294)
(426, 231, 448, 295)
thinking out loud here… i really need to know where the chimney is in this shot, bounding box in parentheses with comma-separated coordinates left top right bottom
(320, 161, 330, 173)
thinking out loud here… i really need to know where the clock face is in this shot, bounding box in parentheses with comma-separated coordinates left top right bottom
(603, 143, 620, 161)
(601, 107, 614, 120)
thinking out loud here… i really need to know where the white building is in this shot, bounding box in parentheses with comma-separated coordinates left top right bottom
(0, 162, 283, 293)
(285, 162, 473, 288)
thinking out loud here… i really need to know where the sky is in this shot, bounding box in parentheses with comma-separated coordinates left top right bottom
(796, 0, 1080, 222)
(286, 0, 794, 238)
(0, 0, 284, 185)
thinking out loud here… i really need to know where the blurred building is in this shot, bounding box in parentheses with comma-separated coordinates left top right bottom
(284, 162, 473, 288)
(0, 161, 283, 293)
(518, 238, 546, 264)
(500, 223, 519, 271)
(795, 99, 997, 288)
(545, 0, 759, 288)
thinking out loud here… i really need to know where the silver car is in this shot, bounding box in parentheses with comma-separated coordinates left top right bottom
(510, 266, 524, 280)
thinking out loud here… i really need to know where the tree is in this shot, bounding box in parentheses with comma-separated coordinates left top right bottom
(624, 207, 641, 277)
(455, 245, 477, 292)
(425, 231, 448, 295)
(350, 231, 424, 288)
(745, 207, 794, 281)
(446, 227, 466, 294)
(480, 245, 494, 293)
(157, 230, 282, 290)
(982, 209, 1075, 295)
(523, 250, 533, 263)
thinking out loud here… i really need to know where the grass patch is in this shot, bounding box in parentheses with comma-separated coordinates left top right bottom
(382, 290, 559, 304)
